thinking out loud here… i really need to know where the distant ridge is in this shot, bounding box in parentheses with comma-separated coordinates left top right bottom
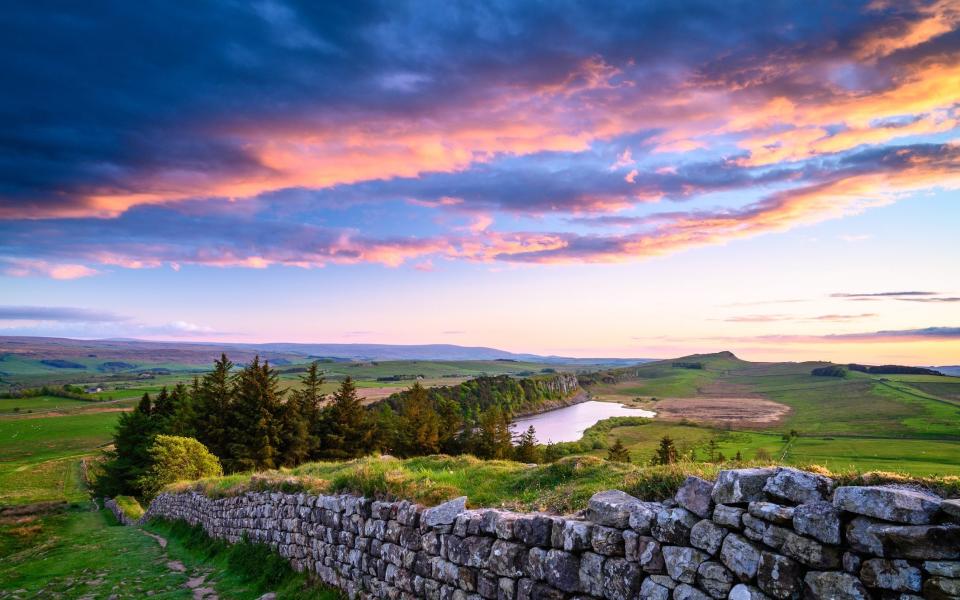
(0, 336, 651, 366)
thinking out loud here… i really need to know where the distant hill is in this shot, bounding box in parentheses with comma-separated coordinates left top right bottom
(933, 365, 960, 377)
(0, 336, 651, 367)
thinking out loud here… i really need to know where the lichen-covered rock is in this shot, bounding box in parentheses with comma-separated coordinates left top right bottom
(577, 552, 605, 597)
(720, 533, 761, 581)
(924, 576, 960, 600)
(623, 531, 664, 573)
(662, 546, 709, 584)
(842, 552, 862, 574)
(762, 467, 835, 504)
(802, 571, 870, 600)
(673, 583, 712, 600)
(600, 557, 642, 600)
(651, 507, 698, 545)
(689, 519, 726, 556)
(422, 497, 467, 528)
(587, 490, 641, 528)
(712, 468, 777, 505)
(757, 552, 802, 600)
(542, 549, 580, 593)
(943, 499, 960, 520)
(590, 525, 624, 556)
(696, 560, 734, 599)
(872, 523, 960, 560)
(712, 504, 744, 529)
(558, 520, 594, 553)
(846, 516, 884, 556)
(791, 501, 840, 545)
(728, 583, 771, 600)
(924, 561, 960, 577)
(488, 540, 527, 577)
(513, 515, 555, 548)
(781, 532, 841, 569)
(833, 486, 942, 525)
(676, 476, 715, 518)
(859, 558, 921, 592)
(748, 502, 794, 526)
(639, 577, 670, 600)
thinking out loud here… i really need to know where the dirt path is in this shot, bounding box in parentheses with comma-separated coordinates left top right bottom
(139, 528, 220, 599)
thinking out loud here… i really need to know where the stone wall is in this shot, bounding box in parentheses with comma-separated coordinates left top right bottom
(141, 467, 960, 599)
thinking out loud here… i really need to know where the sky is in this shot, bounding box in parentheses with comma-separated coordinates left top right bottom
(1, 0, 959, 364)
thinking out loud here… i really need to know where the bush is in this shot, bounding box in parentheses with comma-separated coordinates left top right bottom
(138, 435, 223, 499)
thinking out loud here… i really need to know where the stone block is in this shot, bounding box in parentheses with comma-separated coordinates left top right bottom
(833, 486, 941, 525)
(676, 476, 715, 518)
(712, 468, 777, 505)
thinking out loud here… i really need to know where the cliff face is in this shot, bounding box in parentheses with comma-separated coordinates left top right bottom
(141, 467, 960, 600)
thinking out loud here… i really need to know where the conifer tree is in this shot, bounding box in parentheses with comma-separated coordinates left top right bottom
(371, 403, 399, 455)
(166, 382, 197, 437)
(290, 361, 326, 458)
(322, 377, 371, 459)
(514, 425, 540, 463)
(277, 393, 310, 467)
(474, 405, 513, 459)
(436, 396, 463, 454)
(152, 387, 173, 421)
(397, 382, 440, 456)
(226, 356, 282, 471)
(606, 437, 631, 463)
(194, 353, 234, 459)
(96, 393, 159, 496)
(652, 435, 678, 465)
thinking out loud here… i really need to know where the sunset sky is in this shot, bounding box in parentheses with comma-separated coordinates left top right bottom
(1, 1, 958, 364)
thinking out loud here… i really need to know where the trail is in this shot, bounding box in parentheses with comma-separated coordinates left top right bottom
(138, 525, 220, 599)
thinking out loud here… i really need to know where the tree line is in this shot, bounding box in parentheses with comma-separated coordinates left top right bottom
(97, 355, 546, 498)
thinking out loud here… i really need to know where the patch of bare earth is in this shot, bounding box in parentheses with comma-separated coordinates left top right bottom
(653, 397, 790, 427)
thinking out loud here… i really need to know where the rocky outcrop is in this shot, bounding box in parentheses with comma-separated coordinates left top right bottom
(141, 466, 959, 599)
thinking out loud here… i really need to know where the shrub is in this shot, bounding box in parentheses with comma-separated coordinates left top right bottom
(138, 435, 223, 499)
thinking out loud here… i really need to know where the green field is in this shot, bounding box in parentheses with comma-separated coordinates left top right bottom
(0, 395, 96, 415)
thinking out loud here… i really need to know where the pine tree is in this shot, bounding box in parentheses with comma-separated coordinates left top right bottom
(514, 425, 540, 463)
(607, 437, 631, 463)
(152, 387, 173, 421)
(474, 406, 513, 459)
(225, 356, 282, 472)
(194, 354, 234, 460)
(435, 396, 463, 454)
(652, 435, 678, 465)
(322, 377, 371, 459)
(397, 382, 440, 457)
(371, 403, 399, 455)
(167, 382, 197, 437)
(290, 361, 326, 458)
(277, 394, 310, 467)
(96, 393, 159, 496)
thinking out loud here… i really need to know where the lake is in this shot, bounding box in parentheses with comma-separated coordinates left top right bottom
(511, 400, 656, 444)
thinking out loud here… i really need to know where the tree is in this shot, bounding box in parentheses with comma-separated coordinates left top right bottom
(652, 435, 678, 466)
(734, 450, 743, 462)
(290, 361, 326, 458)
(96, 394, 159, 497)
(754, 448, 773, 462)
(226, 357, 282, 472)
(435, 396, 463, 454)
(397, 382, 440, 457)
(137, 435, 222, 499)
(514, 426, 540, 463)
(194, 354, 234, 459)
(166, 382, 197, 437)
(277, 393, 310, 467)
(474, 406, 513, 459)
(607, 437, 631, 463)
(322, 377, 371, 459)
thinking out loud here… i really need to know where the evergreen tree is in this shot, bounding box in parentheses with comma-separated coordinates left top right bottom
(225, 357, 282, 472)
(136, 392, 152, 415)
(734, 450, 743, 462)
(652, 435, 678, 465)
(96, 393, 159, 496)
(397, 382, 440, 457)
(514, 425, 540, 463)
(290, 361, 326, 458)
(152, 387, 173, 421)
(607, 437, 631, 463)
(474, 406, 513, 459)
(371, 403, 399, 455)
(321, 377, 371, 459)
(277, 393, 310, 467)
(194, 354, 234, 459)
(436, 396, 463, 454)
(166, 382, 197, 437)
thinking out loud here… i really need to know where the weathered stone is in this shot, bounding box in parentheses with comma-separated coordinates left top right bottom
(860, 558, 921, 592)
(711, 468, 777, 505)
(720, 533, 761, 581)
(846, 516, 884, 556)
(873, 523, 960, 560)
(757, 552, 802, 600)
(624, 533, 664, 573)
(488, 540, 527, 577)
(673, 583, 712, 600)
(628, 502, 660, 534)
(662, 546, 709, 584)
(587, 490, 642, 528)
(748, 502, 794, 526)
(514, 515, 555, 548)
(842, 552, 862, 574)
(924, 576, 960, 600)
(924, 561, 960, 577)
(943, 499, 960, 519)
(728, 584, 771, 600)
(762, 467, 835, 504)
(676, 476, 715, 518)
(590, 525, 624, 556)
(689, 519, 726, 556)
(542, 549, 580, 593)
(833, 486, 942, 525)
(651, 506, 698, 545)
(696, 561, 734, 599)
(761, 523, 791, 551)
(781, 532, 841, 569)
(600, 557, 642, 600)
(639, 577, 670, 600)
(577, 552, 605, 597)
(792, 501, 841, 545)
(712, 504, 744, 529)
(802, 571, 870, 600)
(422, 497, 467, 528)
(527, 547, 549, 580)
(557, 520, 593, 553)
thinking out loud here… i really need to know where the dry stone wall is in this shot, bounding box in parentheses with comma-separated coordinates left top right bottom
(141, 467, 960, 599)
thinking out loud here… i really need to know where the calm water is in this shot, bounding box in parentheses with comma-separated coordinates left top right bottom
(511, 400, 656, 444)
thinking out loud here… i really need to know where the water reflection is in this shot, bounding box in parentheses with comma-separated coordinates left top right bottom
(511, 400, 655, 444)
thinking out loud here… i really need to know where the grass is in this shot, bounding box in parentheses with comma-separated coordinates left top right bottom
(165, 454, 960, 514)
(114, 495, 144, 521)
(0, 396, 95, 415)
